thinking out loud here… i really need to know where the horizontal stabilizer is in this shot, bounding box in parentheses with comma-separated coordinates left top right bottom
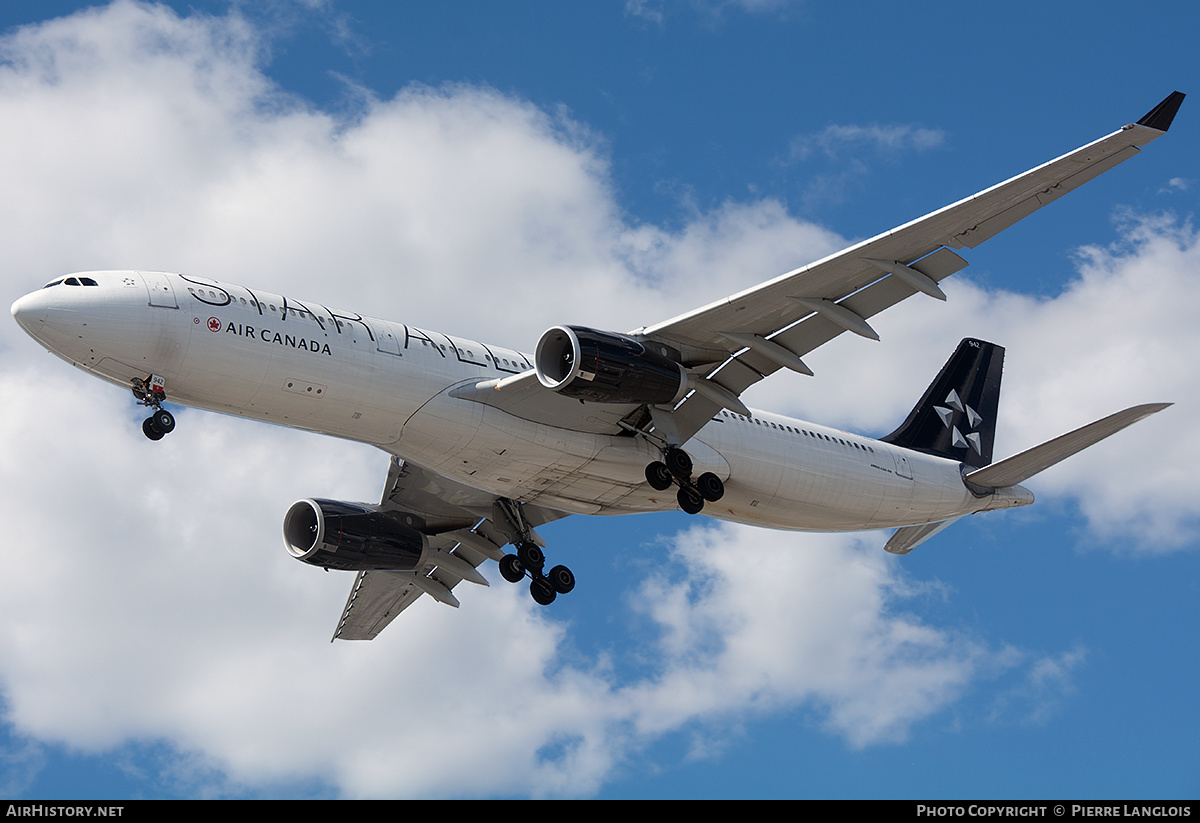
(885, 517, 963, 555)
(964, 403, 1171, 490)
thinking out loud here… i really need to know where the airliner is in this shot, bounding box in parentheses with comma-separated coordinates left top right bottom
(10, 92, 1183, 640)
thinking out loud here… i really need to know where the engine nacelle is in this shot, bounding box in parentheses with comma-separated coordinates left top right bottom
(534, 325, 687, 405)
(282, 498, 428, 572)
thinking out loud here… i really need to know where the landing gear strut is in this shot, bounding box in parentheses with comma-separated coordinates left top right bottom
(494, 499, 576, 607)
(645, 446, 724, 514)
(132, 376, 176, 441)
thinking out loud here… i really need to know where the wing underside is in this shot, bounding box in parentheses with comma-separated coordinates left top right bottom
(331, 457, 567, 641)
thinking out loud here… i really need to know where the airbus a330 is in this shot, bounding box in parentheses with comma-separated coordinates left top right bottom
(11, 92, 1184, 640)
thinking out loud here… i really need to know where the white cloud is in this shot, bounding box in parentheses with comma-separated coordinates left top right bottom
(784, 123, 946, 208)
(0, 0, 1194, 799)
(788, 123, 947, 162)
(625, 0, 800, 26)
(624, 524, 986, 749)
(625, 0, 666, 25)
(988, 646, 1088, 726)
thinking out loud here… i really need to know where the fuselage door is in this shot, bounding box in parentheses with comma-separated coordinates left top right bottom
(140, 271, 178, 308)
(370, 319, 402, 355)
(891, 449, 914, 480)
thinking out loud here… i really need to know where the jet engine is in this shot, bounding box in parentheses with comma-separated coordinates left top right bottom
(534, 325, 687, 405)
(282, 498, 428, 572)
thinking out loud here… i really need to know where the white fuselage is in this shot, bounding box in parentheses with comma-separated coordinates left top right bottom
(11, 271, 1031, 531)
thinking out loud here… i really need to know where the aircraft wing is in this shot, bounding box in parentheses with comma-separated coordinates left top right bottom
(331, 457, 567, 640)
(632, 91, 1185, 443)
(465, 92, 1182, 447)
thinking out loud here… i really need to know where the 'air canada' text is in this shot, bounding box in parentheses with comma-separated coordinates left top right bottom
(224, 322, 333, 356)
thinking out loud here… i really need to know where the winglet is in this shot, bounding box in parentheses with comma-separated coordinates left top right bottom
(1137, 91, 1185, 132)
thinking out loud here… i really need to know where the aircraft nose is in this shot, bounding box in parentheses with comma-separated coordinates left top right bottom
(10, 288, 51, 336)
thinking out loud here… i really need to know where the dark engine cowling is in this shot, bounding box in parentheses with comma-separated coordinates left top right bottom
(534, 325, 687, 405)
(283, 499, 427, 572)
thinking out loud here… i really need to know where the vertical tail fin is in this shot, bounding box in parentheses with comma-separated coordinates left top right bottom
(881, 338, 1004, 468)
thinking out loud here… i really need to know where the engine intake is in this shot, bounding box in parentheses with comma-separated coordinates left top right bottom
(534, 325, 687, 405)
(283, 498, 427, 572)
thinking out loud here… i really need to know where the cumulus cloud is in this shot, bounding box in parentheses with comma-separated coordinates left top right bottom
(624, 525, 986, 749)
(0, 0, 1194, 799)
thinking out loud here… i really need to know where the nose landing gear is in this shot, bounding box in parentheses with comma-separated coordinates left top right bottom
(132, 376, 176, 441)
(645, 446, 725, 514)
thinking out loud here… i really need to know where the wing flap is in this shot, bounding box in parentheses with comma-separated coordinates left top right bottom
(664, 247, 970, 443)
(332, 570, 424, 641)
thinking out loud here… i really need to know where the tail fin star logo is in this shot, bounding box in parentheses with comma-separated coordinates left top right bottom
(934, 389, 984, 455)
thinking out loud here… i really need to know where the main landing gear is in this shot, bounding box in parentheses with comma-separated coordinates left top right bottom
(132, 376, 176, 441)
(498, 544, 576, 606)
(645, 446, 724, 515)
(495, 498, 576, 606)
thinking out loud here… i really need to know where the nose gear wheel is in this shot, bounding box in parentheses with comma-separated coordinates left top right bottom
(132, 376, 176, 441)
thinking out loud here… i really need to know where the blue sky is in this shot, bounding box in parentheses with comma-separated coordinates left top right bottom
(0, 0, 1196, 799)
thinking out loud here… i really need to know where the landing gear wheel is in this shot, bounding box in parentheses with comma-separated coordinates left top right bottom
(696, 472, 725, 502)
(150, 408, 175, 435)
(547, 564, 575, 595)
(664, 447, 693, 479)
(530, 576, 557, 606)
(645, 461, 673, 491)
(517, 542, 545, 573)
(499, 554, 526, 583)
(677, 485, 705, 515)
(142, 418, 165, 441)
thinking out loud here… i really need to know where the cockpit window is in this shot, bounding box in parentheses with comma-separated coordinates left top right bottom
(43, 276, 98, 288)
